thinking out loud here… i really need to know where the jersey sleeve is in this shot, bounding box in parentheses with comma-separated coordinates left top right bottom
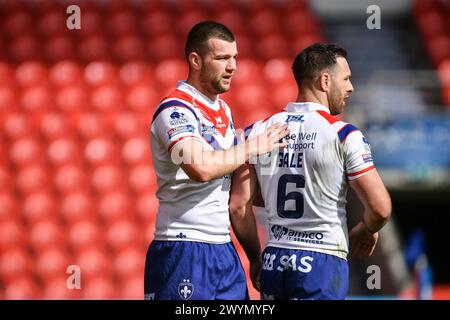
(341, 124, 376, 180)
(152, 106, 203, 153)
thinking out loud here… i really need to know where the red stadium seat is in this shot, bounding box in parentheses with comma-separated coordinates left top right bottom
(82, 276, 117, 299)
(147, 34, 183, 62)
(122, 137, 150, 165)
(84, 138, 118, 166)
(84, 61, 118, 87)
(270, 82, 298, 111)
(256, 34, 290, 60)
(38, 10, 67, 36)
(54, 165, 87, 195)
(47, 138, 81, 167)
(16, 165, 50, 195)
(231, 59, 264, 86)
(39, 112, 73, 141)
(3, 276, 40, 299)
(0, 86, 18, 113)
(35, 248, 70, 283)
(106, 11, 137, 38)
(49, 61, 83, 87)
(417, 10, 446, 40)
(78, 36, 110, 62)
(113, 112, 143, 140)
(264, 59, 293, 84)
(248, 10, 281, 38)
(15, 62, 48, 88)
(91, 85, 124, 112)
(126, 84, 159, 112)
(43, 276, 81, 299)
(29, 220, 65, 253)
(106, 219, 140, 253)
(9, 36, 40, 62)
(120, 275, 144, 300)
(0, 248, 32, 284)
(98, 191, 133, 225)
(136, 191, 158, 223)
(0, 219, 26, 251)
(76, 112, 109, 140)
(67, 220, 103, 252)
(60, 192, 95, 224)
(77, 10, 102, 37)
(0, 169, 12, 192)
(234, 84, 270, 113)
(56, 85, 89, 112)
(91, 165, 125, 194)
(10, 138, 43, 168)
(22, 192, 57, 225)
(427, 34, 450, 66)
(119, 62, 153, 87)
(75, 247, 112, 280)
(20, 85, 53, 113)
(113, 36, 146, 62)
(4, 12, 33, 36)
(128, 165, 156, 194)
(45, 36, 75, 62)
(113, 247, 145, 281)
(0, 62, 14, 83)
(3, 112, 35, 141)
(283, 10, 321, 39)
(141, 11, 173, 38)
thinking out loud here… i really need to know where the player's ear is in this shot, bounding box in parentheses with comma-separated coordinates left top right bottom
(188, 52, 202, 71)
(319, 72, 331, 92)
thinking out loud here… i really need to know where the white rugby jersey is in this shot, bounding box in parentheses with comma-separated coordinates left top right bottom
(150, 81, 237, 243)
(246, 102, 375, 259)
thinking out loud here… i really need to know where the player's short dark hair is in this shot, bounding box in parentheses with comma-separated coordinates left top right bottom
(185, 21, 235, 61)
(292, 43, 347, 86)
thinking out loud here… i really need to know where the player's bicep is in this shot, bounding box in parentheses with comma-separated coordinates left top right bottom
(349, 169, 391, 215)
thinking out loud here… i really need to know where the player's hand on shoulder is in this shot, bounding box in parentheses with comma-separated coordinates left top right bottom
(247, 123, 290, 156)
(349, 221, 379, 259)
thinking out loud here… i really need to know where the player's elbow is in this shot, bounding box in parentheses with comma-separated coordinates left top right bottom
(229, 199, 246, 221)
(182, 165, 212, 182)
(371, 197, 392, 223)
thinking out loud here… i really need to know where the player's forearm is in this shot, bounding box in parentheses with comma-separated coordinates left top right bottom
(191, 142, 252, 181)
(362, 201, 392, 233)
(230, 204, 261, 263)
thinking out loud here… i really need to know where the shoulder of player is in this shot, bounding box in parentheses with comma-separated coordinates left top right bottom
(151, 96, 200, 124)
(312, 110, 362, 143)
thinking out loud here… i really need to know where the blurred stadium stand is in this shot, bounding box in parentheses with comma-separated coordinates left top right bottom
(0, 0, 449, 300)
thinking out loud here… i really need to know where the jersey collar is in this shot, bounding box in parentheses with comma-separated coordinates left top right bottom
(176, 81, 220, 111)
(284, 102, 330, 114)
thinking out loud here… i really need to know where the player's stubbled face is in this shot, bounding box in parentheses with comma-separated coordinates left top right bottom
(329, 57, 354, 115)
(200, 38, 238, 95)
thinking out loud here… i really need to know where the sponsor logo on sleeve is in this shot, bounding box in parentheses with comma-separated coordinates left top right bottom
(167, 125, 194, 139)
(362, 153, 373, 163)
(169, 111, 189, 125)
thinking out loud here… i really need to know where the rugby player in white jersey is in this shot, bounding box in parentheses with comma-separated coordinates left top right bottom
(145, 21, 289, 300)
(229, 43, 392, 300)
